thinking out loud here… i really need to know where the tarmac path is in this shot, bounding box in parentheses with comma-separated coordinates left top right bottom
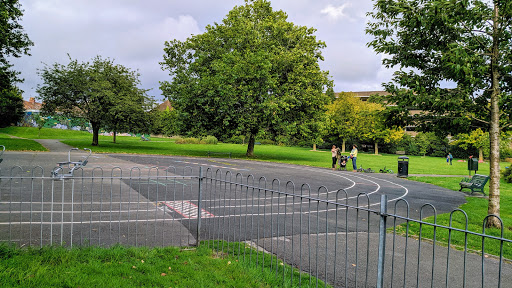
(0, 140, 509, 287)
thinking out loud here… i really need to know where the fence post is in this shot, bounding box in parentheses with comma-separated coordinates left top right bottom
(377, 194, 388, 288)
(196, 166, 204, 246)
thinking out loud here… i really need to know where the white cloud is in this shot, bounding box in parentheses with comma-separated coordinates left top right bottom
(320, 3, 351, 21)
(12, 0, 391, 101)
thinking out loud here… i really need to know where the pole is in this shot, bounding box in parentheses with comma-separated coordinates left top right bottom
(377, 194, 388, 288)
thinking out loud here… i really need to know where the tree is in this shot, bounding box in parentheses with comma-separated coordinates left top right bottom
(451, 128, 488, 161)
(355, 101, 403, 155)
(326, 92, 364, 152)
(367, 0, 512, 227)
(0, 88, 24, 127)
(37, 56, 152, 146)
(160, 0, 332, 156)
(326, 93, 403, 154)
(0, 0, 33, 127)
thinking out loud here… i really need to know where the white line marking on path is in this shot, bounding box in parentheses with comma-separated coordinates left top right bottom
(162, 201, 214, 219)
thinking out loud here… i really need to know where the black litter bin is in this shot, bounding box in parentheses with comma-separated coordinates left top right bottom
(398, 156, 409, 178)
(468, 157, 478, 176)
(468, 158, 478, 171)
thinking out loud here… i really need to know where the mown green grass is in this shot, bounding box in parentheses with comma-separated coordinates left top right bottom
(0, 133, 47, 151)
(0, 241, 329, 288)
(403, 176, 512, 259)
(2, 127, 509, 175)
(60, 136, 508, 175)
(0, 126, 93, 139)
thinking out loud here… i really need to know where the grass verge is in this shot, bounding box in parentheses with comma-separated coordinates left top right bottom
(402, 176, 512, 259)
(0, 241, 329, 288)
(0, 133, 47, 151)
(2, 127, 510, 175)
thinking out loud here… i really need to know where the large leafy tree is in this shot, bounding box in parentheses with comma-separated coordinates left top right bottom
(160, 0, 332, 156)
(0, 0, 33, 127)
(326, 92, 363, 152)
(367, 0, 512, 227)
(37, 56, 153, 146)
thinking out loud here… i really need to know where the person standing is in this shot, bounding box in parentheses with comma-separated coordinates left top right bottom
(349, 144, 358, 172)
(449, 153, 453, 165)
(331, 145, 338, 171)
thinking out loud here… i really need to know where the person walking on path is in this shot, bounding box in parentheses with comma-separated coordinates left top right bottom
(349, 144, 358, 172)
(331, 145, 339, 171)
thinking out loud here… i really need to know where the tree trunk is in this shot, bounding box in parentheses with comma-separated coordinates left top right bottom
(113, 131, 117, 143)
(478, 147, 484, 162)
(92, 122, 100, 146)
(487, 3, 501, 228)
(313, 143, 316, 151)
(341, 139, 346, 153)
(375, 142, 379, 155)
(246, 133, 255, 157)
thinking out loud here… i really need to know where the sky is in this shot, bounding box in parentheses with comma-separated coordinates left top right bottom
(12, 0, 394, 102)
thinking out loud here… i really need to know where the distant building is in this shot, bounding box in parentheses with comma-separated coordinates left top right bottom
(335, 91, 392, 102)
(158, 100, 173, 111)
(24, 97, 42, 113)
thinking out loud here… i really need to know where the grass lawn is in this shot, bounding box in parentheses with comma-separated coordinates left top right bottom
(2, 127, 509, 175)
(0, 133, 47, 152)
(59, 137, 508, 176)
(0, 241, 328, 288)
(404, 176, 512, 259)
(0, 126, 93, 139)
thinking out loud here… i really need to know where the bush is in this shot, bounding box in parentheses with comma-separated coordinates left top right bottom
(202, 135, 218, 145)
(226, 135, 246, 144)
(175, 137, 201, 144)
(502, 167, 512, 183)
(259, 139, 275, 145)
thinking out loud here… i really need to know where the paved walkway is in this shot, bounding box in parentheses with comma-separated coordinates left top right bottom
(32, 139, 74, 152)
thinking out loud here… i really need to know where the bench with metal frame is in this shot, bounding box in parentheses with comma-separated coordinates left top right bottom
(459, 174, 490, 195)
(51, 148, 92, 180)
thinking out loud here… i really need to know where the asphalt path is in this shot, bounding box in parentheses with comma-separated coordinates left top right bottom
(1, 145, 509, 287)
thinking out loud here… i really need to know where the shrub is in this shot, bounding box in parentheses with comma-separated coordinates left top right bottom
(226, 135, 246, 144)
(202, 135, 218, 145)
(175, 137, 201, 144)
(502, 167, 512, 183)
(259, 139, 275, 145)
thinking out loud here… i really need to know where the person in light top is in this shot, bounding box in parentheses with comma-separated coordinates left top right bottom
(349, 144, 358, 172)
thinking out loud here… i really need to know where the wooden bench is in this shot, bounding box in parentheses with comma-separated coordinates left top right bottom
(459, 174, 490, 195)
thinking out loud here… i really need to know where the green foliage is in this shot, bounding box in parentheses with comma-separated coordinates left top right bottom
(259, 139, 275, 145)
(202, 135, 218, 145)
(175, 137, 201, 144)
(0, 0, 33, 95)
(367, 0, 512, 219)
(37, 55, 153, 146)
(150, 108, 179, 136)
(325, 92, 403, 152)
(366, 0, 512, 136)
(0, 88, 24, 127)
(160, 0, 332, 156)
(502, 167, 512, 184)
(174, 136, 219, 145)
(225, 135, 247, 144)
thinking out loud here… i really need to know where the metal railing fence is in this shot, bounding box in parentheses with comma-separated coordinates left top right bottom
(1, 165, 511, 287)
(0, 165, 198, 248)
